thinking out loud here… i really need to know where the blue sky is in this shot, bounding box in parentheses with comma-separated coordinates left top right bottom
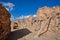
(0, 0, 60, 21)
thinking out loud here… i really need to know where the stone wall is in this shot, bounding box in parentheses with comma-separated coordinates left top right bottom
(11, 6, 60, 34)
(0, 4, 11, 40)
(18, 6, 60, 40)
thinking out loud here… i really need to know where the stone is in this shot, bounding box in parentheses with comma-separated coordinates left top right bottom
(0, 4, 11, 40)
(35, 6, 60, 40)
(36, 6, 51, 21)
(28, 15, 34, 26)
(19, 6, 60, 40)
(10, 6, 60, 40)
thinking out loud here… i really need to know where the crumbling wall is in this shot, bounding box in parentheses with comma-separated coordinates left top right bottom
(35, 6, 60, 40)
(0, 4, 11, 40)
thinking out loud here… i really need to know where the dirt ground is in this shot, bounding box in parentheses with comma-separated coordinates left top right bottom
(6, 28, 31, 40)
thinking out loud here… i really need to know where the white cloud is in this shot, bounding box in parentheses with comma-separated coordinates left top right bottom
(16, 15, 30, 19)
(6, 8, 9, 11)
(33, 15, 36, 17)
(10, 14, 36, 21)
(10, 15, 15, 22)
(0, 2, 15, 11)
(16, 14, 36, 20)
(24, 15, 30, 18)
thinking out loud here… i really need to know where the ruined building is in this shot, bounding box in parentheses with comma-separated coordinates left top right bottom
(34, 6, 60, 40)
(12, 6, 60, 40)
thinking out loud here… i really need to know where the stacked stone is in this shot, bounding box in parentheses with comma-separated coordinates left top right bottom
(0, 4, 11, 40)
(34, 6, 60, 40)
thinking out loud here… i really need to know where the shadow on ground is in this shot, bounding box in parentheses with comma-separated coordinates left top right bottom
(6, 28, 31, 40)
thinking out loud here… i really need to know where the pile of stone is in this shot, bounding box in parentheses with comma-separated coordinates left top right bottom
(0, 4, 11, 40)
